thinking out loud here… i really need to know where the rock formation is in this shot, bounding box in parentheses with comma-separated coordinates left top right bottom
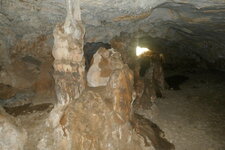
(36, 0, 86, 149)
(1, 0, 225, 73)
(62, 49, 174, 150)
(0, 108, 27, 150)
(0, 0, 175, 149)
(38, 0, 174, 149)
(87, 48, 112, 87)
(52, 0, 85, 102)
(138, 51, 165, 100)
(84, 42, 111, 70)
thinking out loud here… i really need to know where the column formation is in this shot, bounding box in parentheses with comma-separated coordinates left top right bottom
(52, 0, 85, 104)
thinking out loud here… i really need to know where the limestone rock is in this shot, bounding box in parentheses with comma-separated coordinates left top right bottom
(6, 0, 174, 149)
(0, 60, 38, 89)
(87, 47, 112, 87)
(36, 0, 87, 149)
(1, 0, 225, 71)
(0, 41, 10, 66)
(61, 62, 174, 150)
(33, 62, 55, 99)
(0, 84, 17, 100)
(11, 34, 53, 61)
(52, 0, 85, 103)
(35, 104, 71, 150)
(110, 36, 136, 66)
(84, 42, 111, 70)
(61, 88, 174, 150)
(0, 108, 27, 150)
(66, 90, 152, 150)
(33, 62, 56, 103)
(137, 51, 165, 102)
(62, 48, 173, 150)
(106, 64, 134, 121)
(52, 23, 86, 102)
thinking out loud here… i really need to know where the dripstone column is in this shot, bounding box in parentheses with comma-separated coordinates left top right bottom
(52, 0, 85, 104)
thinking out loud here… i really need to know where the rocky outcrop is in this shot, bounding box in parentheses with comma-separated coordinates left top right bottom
(64, 89, 174, 150)
(84, 42, 111, 70)
(0, 60, 38, 89)
(11, 34, 53, 60)
(87, 48, 112, 87)
(62, 49, 174, 150)
(139, 51, 165, 99)
(0, 84, 17, 100)
(0, 108, 27, 150)
(110, 35, 165, 104)
(106, 52, 134, 121)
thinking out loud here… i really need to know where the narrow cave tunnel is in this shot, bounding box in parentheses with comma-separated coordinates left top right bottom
(0, 0, 225, 150)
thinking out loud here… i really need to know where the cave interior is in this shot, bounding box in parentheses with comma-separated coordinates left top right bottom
(0, 0, 225, 150)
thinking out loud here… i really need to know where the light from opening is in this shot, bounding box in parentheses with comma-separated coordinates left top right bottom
(136, 46, 150, 56)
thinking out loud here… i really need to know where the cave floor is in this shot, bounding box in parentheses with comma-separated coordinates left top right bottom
(151, 70, 225, 150)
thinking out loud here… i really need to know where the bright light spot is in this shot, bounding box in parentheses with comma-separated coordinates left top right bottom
(136, 46, 150, 56)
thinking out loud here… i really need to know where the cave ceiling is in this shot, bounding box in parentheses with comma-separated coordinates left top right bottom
(0, 0, 225, 51)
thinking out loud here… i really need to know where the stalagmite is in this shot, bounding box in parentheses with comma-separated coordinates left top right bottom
(52, 0, 85, 103)
(37, 0, 86, 149)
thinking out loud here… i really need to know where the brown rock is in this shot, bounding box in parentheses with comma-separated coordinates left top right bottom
(0, 108, 27, 150)
(62, 66, 174, 150)
(0, 84, 17, 99)
(52, 22, 85, 102)
(106, 64, 134, 121)
(11, 34, 52, 60)
(87, 47, 113, 87)
(66, 90, 151, 150)
(0, 60, 38, 90)
(136, 51, 165, 103)
(110, 37, 135, 65)
(33, 62, 54, 96)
